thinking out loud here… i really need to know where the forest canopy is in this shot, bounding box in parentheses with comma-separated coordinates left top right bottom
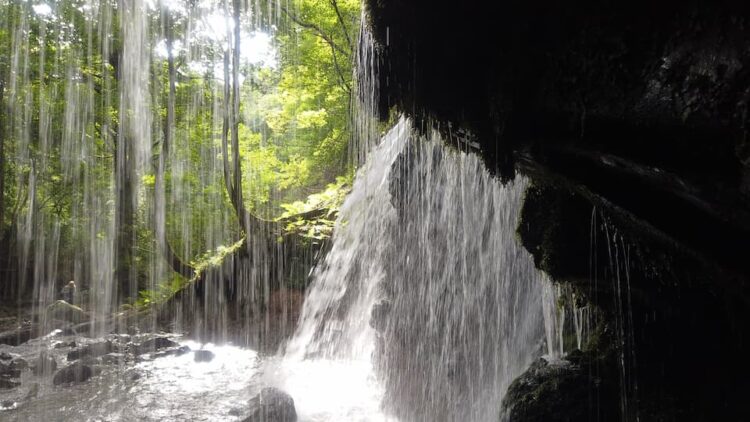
(0, 0, 361, 302)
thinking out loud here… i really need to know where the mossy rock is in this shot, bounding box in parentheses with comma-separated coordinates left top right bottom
(502, 349, 620, 422)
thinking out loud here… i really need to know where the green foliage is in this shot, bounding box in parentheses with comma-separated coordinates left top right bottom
(190, 238, 246, 277)
(278, 175, 351, 240)
(237, 0, 359, 216)
(0, 0, 361, 302)
(135, 274, 186, 309)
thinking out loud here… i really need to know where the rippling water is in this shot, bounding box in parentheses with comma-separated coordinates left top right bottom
(1, 335, 261, 421)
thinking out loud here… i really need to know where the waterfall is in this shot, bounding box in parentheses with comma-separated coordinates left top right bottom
(271, 117, 551, 421)
(1, 3, 565, 420)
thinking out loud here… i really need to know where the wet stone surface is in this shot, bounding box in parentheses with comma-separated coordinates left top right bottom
(0, 332, 262, 421)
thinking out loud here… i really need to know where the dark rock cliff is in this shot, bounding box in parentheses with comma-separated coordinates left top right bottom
(364, 0, 750, 419)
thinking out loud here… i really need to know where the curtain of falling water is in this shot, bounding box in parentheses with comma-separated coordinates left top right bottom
(3, 0, 122, 331)
(163, 0, 288, 346)
(279, 117, 552, 421)
(350, 13, 379, 166)
(115, 0, 152, 314)
(3, 0, 289, 336)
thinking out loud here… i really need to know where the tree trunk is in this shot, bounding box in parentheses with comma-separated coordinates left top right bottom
(220, 0, 256, 236)
(0, 81, 5, 236)
(115, 133, 136, 301)
(231, 0, 246, 233)
(154, 11, 194, 279)
(0, 79, 7, 299)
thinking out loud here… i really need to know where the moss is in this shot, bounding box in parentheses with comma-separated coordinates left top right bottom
(517, 182, 593, 289)
(502, 350, 620, 422)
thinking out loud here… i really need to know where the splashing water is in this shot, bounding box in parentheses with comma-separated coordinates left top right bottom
(261, 118, 552, 421)
(0, 336, 260, 421)
(2, 2, 562, 419)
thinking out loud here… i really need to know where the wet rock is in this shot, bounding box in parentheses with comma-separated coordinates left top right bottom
(78, 356, 101, 366)
(151, 345, 190, 359)
(0, 361, 20, 379)
(71, 320, 113, 337)
(31, 351, 57, 376)
(49, 320, 75, 333)
(370, 301, 391, 332)
(134, 337, 179, 355)
(53, 362, 94, 385)
(0, 378, 20, 390)
(57, 327, 76, 337)
(244, 387, 297, 422)
(0, 367, 20, 379)
(564, 349, 584, 366)
(100, 353, 125, 365)
(54, 341, 76, 349)
(127, 370, 142, 381)
(107, 333, 131, 344)
(46, 300, 86, 324)
(67, 340, 113, 361)
(24, 383, 39, 400)
(0, 352, 11, 361)
(0, 400, 17, 410)
(502, 355, 619, 422)
(0, 324, 37, 346)
(8, 358, 28, 372)
(194, 350, 215, 363)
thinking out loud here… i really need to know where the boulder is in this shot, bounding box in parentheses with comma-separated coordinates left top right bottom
(244, 387, 297, 422)
(0, 324, 37, 346)
(0, 352, 11, 360)
(9, 358, 28, 371)
(151, 345, 190, 359)
(54, 341, 76, 349)
(0, 358, 28, 379)
(0, 378, 20, 390)
(0, 362, 21, 379)
(53, 362, 94, 385)
(134, 337, 179, 355)
(194, 350, 215, 363)
(100, 353, 125, 365)
(31, 351, 57, 376)
(46, 300, 86, 324)
(67, 340, 113, 361)
(78, 356, 101, 366)
(0, 400, 17, 410)
(502, 354, 619, 422)
(127, 370, 143, 381)
(24, 383, 39, 400)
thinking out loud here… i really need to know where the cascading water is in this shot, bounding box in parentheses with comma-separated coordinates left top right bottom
(1, 2, 568, 420)
(264, 118, 553, 421)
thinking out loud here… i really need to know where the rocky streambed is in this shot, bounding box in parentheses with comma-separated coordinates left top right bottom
(0, 328, 297, 421)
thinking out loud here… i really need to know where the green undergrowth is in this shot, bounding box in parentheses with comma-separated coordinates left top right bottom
(134, 179, 350, 309)
(276, 175, 350, 241)
(134, 238, 246, 310)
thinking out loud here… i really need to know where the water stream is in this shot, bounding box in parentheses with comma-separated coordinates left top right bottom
(259, 118, 552, 421)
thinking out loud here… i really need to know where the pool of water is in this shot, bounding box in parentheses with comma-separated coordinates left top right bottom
(0, 334, 261, 421)
(0, 331, 393, 422)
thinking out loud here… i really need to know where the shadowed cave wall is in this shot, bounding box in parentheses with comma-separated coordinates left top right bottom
(364, 0, 750, 420)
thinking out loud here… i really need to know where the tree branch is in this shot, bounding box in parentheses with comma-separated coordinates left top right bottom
(154, 10, 195, 279)
(329, 42, 352, 94)
(329, 0, 352, 51)
(280, 5, 349, 58)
